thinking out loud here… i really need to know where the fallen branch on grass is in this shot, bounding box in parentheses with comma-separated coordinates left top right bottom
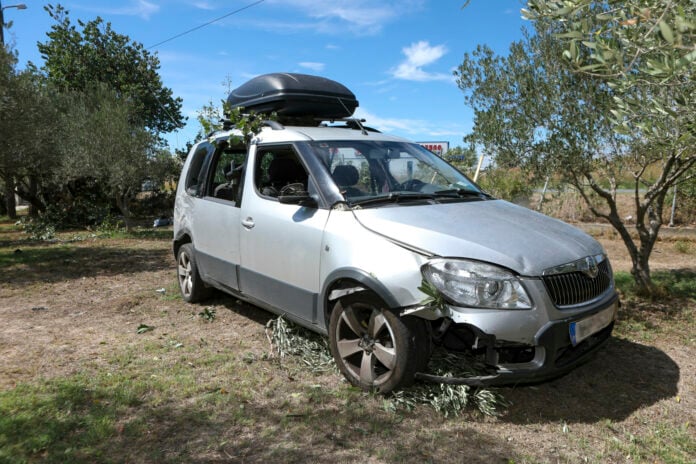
(266, 315, 508, 416)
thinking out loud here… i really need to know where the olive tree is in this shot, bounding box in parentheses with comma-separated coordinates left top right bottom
(59, 85, 155, 231)
(0, 49, 56, 219)
(455, 18, 692, 295)
(517, 1, 695, 295)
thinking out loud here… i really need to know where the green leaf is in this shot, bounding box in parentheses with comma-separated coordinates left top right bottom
(556, 30, 584, 40)
(658, 21, 674, 44)
(569, 41, 578, 61)
(675, 15, 695, 33)
(136, 324, 154, 334)
(581, 41, 597, 49)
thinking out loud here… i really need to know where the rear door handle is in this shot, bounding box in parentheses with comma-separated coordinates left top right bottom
(241, 217, 255, 229)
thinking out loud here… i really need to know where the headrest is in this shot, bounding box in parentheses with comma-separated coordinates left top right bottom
(269, 157, 305, 184)
(332, 165, 360, 187)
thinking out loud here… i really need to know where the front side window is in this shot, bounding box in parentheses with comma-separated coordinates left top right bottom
(307, 141, 485, 206)
(254, 146, 309, 198)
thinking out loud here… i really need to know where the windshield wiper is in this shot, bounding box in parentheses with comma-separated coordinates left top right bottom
(433, 188, 491, 199)
(350, 192, 436, 207)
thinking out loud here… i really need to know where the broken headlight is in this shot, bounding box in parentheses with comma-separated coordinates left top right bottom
(422, 259, 532, 309)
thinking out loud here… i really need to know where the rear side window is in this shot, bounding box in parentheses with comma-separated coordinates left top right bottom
(185, 143, 214, 196)
(205, 142, 247, 205)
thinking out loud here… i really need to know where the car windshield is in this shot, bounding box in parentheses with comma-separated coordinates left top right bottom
(307, 140, 484, 206)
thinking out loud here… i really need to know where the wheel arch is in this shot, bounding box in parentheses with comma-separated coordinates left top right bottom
(173, 229, 193, 259)
(320, 268, 400, 329)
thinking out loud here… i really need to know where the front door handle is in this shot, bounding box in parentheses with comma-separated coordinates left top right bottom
(241, 217, 255, 229)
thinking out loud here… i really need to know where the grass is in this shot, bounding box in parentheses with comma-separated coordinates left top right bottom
(605, 421, 695, 464)
(0, 345, 418, 463)
(1, 215, 694, 463)
(613, 270, 695, 345)
(0, 335, 286, 463)
(614, 269, 696, 301)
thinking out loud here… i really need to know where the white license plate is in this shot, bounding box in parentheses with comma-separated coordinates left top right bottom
(569, 304, 616, 346)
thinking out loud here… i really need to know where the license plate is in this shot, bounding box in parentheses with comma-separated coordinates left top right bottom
(569, 304, 616, 346)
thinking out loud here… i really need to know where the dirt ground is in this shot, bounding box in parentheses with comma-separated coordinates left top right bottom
(0, 222, 694, 463)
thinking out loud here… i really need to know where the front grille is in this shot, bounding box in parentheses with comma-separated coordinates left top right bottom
(543, 259, 612, 307)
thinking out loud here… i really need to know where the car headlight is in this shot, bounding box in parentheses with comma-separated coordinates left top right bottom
(422, 259, 532, 309)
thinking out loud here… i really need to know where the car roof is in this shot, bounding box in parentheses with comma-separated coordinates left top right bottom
(210, 123, 412, 146)
(280, 125, 409, 143)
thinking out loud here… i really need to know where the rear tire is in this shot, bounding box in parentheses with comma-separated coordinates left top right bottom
(328, 292, 428, 393)
(176, 243, 211, 303)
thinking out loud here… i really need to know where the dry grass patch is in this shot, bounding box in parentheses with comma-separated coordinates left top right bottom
(0, 217, 694, 463)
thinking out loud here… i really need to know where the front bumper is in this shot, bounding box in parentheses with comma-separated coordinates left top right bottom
(416, 292, 620, 387)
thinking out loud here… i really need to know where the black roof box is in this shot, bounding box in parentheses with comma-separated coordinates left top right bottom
(226, 73, 358, 124)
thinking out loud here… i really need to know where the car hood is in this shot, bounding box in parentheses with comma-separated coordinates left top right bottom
(352, 200, 604, 276)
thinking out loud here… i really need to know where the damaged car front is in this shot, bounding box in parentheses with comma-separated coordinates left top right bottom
(312, 138, 619, 388)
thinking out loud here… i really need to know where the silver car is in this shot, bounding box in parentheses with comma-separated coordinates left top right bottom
(174, 74, 618, 393)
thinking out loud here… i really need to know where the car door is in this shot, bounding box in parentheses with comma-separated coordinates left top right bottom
(239, 144, 329, 324)
(191, 140, 247, 291)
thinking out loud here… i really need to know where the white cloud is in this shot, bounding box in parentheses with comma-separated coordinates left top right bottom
(391, 41, 451, 82)
(299, 62, 325, 72)
(264, 0, 425, 35)
(193, 2, 216, 11)
(355, 108, 468, 139)
(76, 0, 160, 20)
(354, 108, 427, 135)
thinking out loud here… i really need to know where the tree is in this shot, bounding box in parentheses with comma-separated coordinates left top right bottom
(520, 1, 695, 295)
(444, 145, 478, 174)
(37, 3, 184, 135)
(0, 47, 19, 218)
(3, 4, 186, 231)
(523, 1, 695, 136)
(59, 84, 155, 231)
(455, 18, 693, 295)
(2, 43, 161, 230)
(0, 48, 53, 219)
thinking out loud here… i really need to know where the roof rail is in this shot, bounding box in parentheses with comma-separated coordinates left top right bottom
(262, 120, 284, 130)
(219, 117, 285, 132)
(344, 118, 381, 133)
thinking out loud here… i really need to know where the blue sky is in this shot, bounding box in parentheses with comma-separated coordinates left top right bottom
(4, 1, 529, 151)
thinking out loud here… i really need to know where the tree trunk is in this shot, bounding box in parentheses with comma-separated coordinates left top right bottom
(3, 178, 17, 220)
(115, 193, 133, 232)
(578, 174, 661, 298)
(631, 252, 656, 297)
(28, 176, 40, 218)
(15, 176, 46, 216)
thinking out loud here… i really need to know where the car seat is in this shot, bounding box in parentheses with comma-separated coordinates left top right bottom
(262, 157, 307, 197)
(332, 165, 363, 197)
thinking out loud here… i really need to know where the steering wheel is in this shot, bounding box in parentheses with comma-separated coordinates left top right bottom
(397, 179, 426, 192)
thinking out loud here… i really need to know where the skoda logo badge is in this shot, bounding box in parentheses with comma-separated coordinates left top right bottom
(582, 256, 599, 278)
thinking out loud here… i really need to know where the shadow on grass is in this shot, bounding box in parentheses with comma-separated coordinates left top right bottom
(1, 245, 171, 285)
(500, 337, 679, 424)
(213, 294, 280, 328)
(0, 375, 518, 464)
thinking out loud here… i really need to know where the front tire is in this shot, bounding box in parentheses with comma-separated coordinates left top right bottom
(176, 243, 211, 303)
(328, 292, 426, 393)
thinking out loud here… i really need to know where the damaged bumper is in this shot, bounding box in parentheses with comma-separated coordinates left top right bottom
(413, 292, 620, 387)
